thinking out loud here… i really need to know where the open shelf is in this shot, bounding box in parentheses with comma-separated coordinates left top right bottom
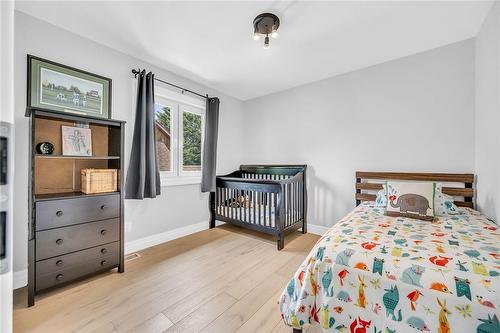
(34, 191, 120, 202)
(35, 154, 120, 160)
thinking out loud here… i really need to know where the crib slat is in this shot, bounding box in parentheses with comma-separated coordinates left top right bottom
(264, 192, 268, 227)
(240, 190, 243, 221)
(252, 190, 256, 225)
(299, 182, 302, 220)
(294, 183, 297, 221)
(235, 189, 239, 221)
(259, 192, 266, 225)
(289, 184, 292, 226)
(221, 187, 225, 217)
(235, 189, 238, 220)
(222, 187, 226, 217)
(234, 189, 237, 220)
(240, 189, 244, 221)
(226, 188, 231, 218)
(262, 192, 266, 227)
(268, 192, 272, 227)
(255, 190, 259, 225)
(243, 190, 246, 222)
(285, 184, 290, 227)
(220, 187, 223, 216)
(265, 192, 268, 227)
(230, 188, 233, 218)
(293, 183, 296, 223)
(258, 191, 261, 225)
(276, 191, 278, 227)
(300, 182, 304, 220)
(286, 184, 289, 226)
(295, 182, 300, 220)
(217, 187, 220, 215)
(288, 184, 292, 227)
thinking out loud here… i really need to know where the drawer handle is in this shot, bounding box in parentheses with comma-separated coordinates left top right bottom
(56, 260, 63, 267)
(100, 260, 107, 266)
(100, 205, 107, 210)
(56, 274, 64, 281)
(56, 239, 63, 245)
(100, 229, 107, 236)
(101, 248, 108, 254)
(56, 210, 63, 217)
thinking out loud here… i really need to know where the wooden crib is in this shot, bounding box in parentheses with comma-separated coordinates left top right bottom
(209, 165, 307, 250)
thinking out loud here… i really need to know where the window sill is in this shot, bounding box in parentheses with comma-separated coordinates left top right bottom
(160, 177, 201, 187)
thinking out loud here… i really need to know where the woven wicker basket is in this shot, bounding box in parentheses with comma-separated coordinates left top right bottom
(81, 169, 118, 194)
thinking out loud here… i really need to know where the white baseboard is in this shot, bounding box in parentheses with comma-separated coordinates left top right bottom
(307, 223, 329, 236)
(13, 269, 27, 290)
(13, 220, 327, 289)
(125, 220, 208, 254)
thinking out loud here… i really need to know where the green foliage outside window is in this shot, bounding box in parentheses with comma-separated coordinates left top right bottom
(183, 112, 202, 167)
(157, 106, 171, 130)
(155, 103, 202, 169)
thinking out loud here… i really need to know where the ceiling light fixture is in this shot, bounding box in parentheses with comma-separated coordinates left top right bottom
(252, 13, 280, 49)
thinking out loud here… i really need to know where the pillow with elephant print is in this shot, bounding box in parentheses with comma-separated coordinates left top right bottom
(376, 182, 458, 216)
(385, 181, 436, 221)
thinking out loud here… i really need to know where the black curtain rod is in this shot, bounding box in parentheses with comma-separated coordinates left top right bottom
(132, 68, 208, 99)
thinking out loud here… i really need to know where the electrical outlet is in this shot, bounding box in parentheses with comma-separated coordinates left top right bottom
(125, 222, 132, 233)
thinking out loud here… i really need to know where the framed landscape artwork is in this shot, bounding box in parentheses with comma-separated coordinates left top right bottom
(61, 126, 92, 156)
(28, 55, 111, 119)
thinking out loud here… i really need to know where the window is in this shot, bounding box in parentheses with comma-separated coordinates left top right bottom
(154, 103, 173, 172)
(180, 107, 203, 173)
(154, 93, 205, 185)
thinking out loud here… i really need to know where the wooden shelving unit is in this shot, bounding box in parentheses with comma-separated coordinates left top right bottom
(35, 154, 120, 160)
(34, 191, 121, 202)
(27, 108, 125, 306)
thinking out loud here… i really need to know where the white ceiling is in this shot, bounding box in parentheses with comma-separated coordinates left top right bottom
(16, 1, 493, 100)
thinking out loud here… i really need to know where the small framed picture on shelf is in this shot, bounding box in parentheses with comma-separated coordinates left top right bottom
(61, 126, 92, 156)
(27, 55, 111, 119)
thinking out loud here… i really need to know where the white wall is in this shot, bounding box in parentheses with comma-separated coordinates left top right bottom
(1, 1, 15, 331)
(13, 12, 244, 274)
(475, 2, 500, 223)
(242, 40, 475, 227)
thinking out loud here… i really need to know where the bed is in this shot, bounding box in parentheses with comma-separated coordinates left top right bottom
(209, 165, 307, 250)
(279, 172, 500, 333)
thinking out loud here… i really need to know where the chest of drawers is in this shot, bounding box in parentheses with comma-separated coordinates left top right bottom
(31, 193, 123, 297)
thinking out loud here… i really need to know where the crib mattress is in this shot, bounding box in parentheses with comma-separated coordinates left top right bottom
(217, 204, 301, 228)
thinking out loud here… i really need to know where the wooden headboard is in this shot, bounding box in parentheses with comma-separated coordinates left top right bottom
(355, 171, 475, 209)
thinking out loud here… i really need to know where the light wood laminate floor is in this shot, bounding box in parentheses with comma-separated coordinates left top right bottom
(13, 224, 320, 333)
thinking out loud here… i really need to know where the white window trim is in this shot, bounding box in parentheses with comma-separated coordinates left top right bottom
(154, 85, 205, 187)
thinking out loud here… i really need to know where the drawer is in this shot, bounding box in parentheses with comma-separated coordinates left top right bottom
(36, 194, 120, 231)
(36, 219, 120, 260)
(36, 249, 119, 291)
(36, 241, 120, 276)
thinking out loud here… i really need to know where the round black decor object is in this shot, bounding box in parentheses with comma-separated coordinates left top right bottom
(36, 142, 54, 155)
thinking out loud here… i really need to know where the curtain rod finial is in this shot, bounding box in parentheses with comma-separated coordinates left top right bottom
(131, 68, 141, 78)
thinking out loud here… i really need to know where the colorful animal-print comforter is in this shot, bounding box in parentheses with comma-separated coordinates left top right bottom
(279, 202, 500, 333)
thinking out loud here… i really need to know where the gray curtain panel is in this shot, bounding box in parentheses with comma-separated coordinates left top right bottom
(125, 70, 161, 199)
(201, 97, 220, 192)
